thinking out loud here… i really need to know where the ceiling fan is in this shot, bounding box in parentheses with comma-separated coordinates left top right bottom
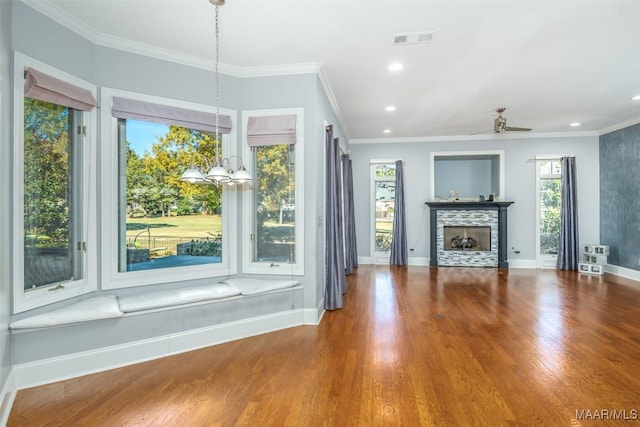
(492, 107, 531, 133)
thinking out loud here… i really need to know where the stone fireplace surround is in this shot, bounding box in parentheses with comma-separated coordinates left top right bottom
(425, 201, 513, 268)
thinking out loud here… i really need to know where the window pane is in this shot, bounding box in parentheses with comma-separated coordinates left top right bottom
(539, 160, 552, 175)
(254, 144, 295, 262)
(539, 178, 561, 255)
(118, 119, 223, 272)
(375, 163, 396, 177)
(375, 181, 395, 253)
(23, 98, 81, 290)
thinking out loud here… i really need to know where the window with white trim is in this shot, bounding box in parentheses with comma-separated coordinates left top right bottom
(101, 88, 237, 289)
(536, 157, 562, 268)
(13, 53, 98, 313)
(242, 108, 304, 275)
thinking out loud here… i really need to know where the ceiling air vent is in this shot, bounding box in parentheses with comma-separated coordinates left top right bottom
(393, 31, 435, 45)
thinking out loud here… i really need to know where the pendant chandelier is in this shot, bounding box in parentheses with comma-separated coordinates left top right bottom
(180, 0, 252, 186)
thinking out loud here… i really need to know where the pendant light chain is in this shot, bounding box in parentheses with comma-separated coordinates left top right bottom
(179, 0, 252, 186)
(214, 3, 221, 166)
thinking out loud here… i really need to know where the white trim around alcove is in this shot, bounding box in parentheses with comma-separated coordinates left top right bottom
(429, 149, 505, 202)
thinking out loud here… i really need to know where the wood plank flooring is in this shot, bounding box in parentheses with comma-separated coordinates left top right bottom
(8, 266, 640, 426)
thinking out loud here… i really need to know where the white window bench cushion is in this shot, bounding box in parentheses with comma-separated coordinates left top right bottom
(118, 283, 241, 313)
(10, 296, 123, 329)
(223, 278, 300, 295)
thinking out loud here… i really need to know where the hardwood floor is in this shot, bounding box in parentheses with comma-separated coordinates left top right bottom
(8, 266, 640, 426)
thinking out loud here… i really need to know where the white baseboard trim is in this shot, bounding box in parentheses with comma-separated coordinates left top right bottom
(0, 369, 16, 427)
(13, 308, 316, 391)
(408, 257, 429, 266)
(509, 259, 537, 269)
(605, 264, 640, 283)
(357, 256, 429, 267)
(303, 299, 325, 325)
(358, 256, 371, 265)
(358, 257, 535, 269)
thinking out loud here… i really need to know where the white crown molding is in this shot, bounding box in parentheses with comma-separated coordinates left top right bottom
(598, 116, 640, 136)
(19, 0, 321, 79)
(349, 131, 598, 145)
(318, 65, 350, 140)
(235, 62, 321, 78)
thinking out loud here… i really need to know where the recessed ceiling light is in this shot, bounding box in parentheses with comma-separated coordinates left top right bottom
(385, 105, 396, 112)
(383, 129, 392, 134)
(632, 94, 640, 101)
(570, 122, 581, 127)
(388, 62, 403, 72)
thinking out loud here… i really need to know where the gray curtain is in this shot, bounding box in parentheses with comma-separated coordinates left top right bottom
(342, 154, 358, 274)
(325, 125, 346, 310)
(557, 156, 579, 270)
(390, 160, 408, 266)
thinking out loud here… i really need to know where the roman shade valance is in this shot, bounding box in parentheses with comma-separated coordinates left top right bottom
(24, 68, 96, 111)
(111, 97, 232, 134)
(247, 114, 297, 146)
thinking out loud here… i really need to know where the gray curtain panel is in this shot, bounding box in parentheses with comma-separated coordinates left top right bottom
(342, 154, 358, 275)
(557, 156, 579, 270)
(390, 160, 408, 266)
(325, 125, 346, 310)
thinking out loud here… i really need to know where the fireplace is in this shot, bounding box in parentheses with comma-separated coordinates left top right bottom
(425, 201, 513, 268)
(444, 226, 491, 251)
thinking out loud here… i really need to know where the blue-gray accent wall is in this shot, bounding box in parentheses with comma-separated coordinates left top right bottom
(600, 123, 640, 271)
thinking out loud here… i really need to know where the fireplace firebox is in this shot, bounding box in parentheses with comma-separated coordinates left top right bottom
(444, 226, 491, 251)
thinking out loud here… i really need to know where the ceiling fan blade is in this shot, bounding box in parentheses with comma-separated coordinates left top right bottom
(504, 126, 531, 132)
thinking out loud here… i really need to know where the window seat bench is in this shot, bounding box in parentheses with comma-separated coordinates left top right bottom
(10, 278, 300, 330)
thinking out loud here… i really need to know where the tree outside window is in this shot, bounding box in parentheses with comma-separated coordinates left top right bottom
(119, 120, 224, 272)
(254, 143, 295, 262)
(539, 160, 562, 255)
(23, 98, 79, 290)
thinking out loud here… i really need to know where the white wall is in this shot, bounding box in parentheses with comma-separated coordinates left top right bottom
(350, 135, 600, 265)
(0, 0, 13, 397)
(434, 158, 493, 198)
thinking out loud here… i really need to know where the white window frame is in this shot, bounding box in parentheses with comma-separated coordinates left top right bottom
(535, 155, 563, 269)
(241, 108, 304, 276)
(12, 53, 98, 313)
(100, 88, 237, 290)
(370, 159, 397, 265)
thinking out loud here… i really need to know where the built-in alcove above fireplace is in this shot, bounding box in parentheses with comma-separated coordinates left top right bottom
(425, 202, 513, 268)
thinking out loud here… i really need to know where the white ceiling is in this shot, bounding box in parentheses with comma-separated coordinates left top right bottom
(24, 0, 640, 141)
